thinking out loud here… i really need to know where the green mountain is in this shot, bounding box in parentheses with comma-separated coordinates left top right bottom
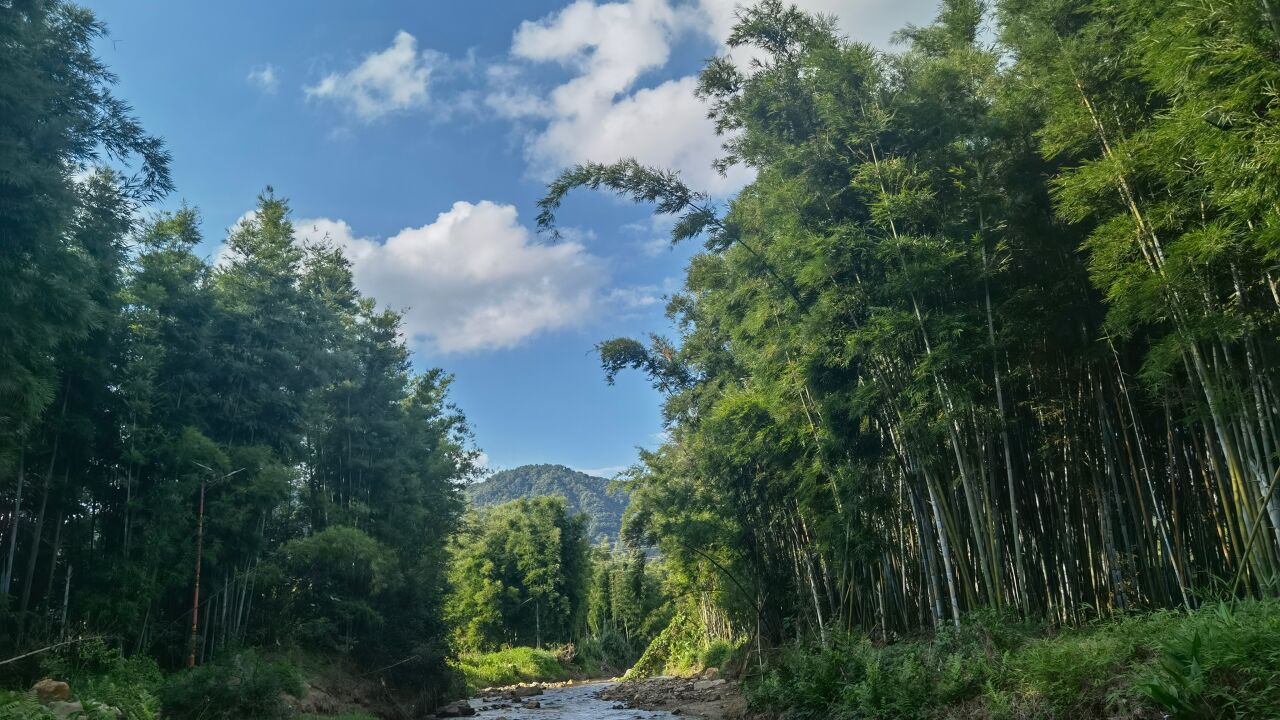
(467, 464, 628, 542)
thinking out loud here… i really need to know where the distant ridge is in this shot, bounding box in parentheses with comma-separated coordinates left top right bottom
(466, 463, 628, 542)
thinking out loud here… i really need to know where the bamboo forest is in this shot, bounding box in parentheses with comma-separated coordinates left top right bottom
(4, 0, 1280, 718)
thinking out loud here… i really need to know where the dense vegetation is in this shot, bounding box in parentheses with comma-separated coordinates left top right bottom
(0, 0, 474, 713)
(446, 497, 591, 651)
(467, 464, 629, 541)
(444, 496, 668, 680)
(539, 0, 1280, 716)
(751, 600, 1280, 719)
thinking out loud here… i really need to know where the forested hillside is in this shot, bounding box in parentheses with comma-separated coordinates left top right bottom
(467, 464, 628, 541)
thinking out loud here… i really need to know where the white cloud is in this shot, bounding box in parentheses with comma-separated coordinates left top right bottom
(484, 65, 554, 119)
(579, 465, 628, 478)
(306, 31, 440, 120)
(624, 215, 678, 256)
(511, 0, 693, 105)
(247, 64, 279, 94)
(533, 74, 753, 195)
(501, 0, 754, 194)
(295, 201, 607, 353)
(493, 0, 936, 197)
(605, 284, 664, 313)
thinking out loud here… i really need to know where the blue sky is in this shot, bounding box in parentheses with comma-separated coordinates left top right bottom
(85, 0, 935, 478)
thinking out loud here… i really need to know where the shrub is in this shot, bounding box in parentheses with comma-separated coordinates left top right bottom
(700, 639, 736, 670)
(0, 689, 123, 720)
(1138, 602, 1280, 719)
(627, 610, 742, 678)
(1009, 626, 1138, 713)
(451, 646, 571, 692)
(746, 601, 1280, 719)
(0, 691, 54, 720)
(41, 639, 162, 720)
(576, 630, 636, 675)
(159, 650, 302, 720)
(276, 526, 399, 651)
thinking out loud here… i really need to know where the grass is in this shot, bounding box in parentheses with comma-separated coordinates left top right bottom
(452, 646, 574, 692)
(746, 599, 1280, 719)
(297, 715, 380, 720)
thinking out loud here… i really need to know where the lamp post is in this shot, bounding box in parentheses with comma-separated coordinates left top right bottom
(188, 463, 244, 669)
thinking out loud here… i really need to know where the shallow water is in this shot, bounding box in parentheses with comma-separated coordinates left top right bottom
(468, 682, 680, 719)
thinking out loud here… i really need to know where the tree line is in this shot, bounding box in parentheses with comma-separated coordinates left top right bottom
(539, 0, 1280, 650)
(1, 0, 475, 703)
(445, 495, 669, 672)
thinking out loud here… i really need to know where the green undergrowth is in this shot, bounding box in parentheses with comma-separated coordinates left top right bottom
(626, 609, 743, 679)
(453, 633, 657, 692)
(0, 639, 378, 720)
(747, 600, 1280, 719)
(452, 646, 575, 692)
(0, 639, 163, 720)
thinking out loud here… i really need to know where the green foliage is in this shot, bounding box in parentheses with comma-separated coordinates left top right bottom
(627, 608, 741, 679)
(748, 602, 1280, 719)
(700, 640, 736, 670)
(272, 526, 398, 651)
(451, 647, 572, 692)
(0, 2, 473, 703)
(538, 5, 1280, 711)
(585, 545, 670, 666)
(446, 497, 591, 652)
(1138, 603, 1280, 719)
(750, 622, 1009, 719)
(7, 0, 1280, 716)
(575, 630, 636, 677)
(0, 0, 170, 472)
(468, 464, 629, 542)
(0, 692, 56, 720)
(158, 651, 301, 720)
(41, 640, 162, 719)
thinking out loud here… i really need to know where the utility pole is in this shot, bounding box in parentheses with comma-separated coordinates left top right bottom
(188, 464, 243, 669)
(518, 596, 542, 649)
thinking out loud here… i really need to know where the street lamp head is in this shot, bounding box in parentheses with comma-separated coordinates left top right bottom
(191, 463, 247, 484)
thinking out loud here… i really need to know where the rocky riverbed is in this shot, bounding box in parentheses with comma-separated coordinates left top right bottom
(599, 673, 752, 720)
(430, 674, 753, 720)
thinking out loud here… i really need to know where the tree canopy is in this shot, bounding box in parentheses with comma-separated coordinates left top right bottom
(541, 0, 1280, 648)
(0, 2, 476, 705)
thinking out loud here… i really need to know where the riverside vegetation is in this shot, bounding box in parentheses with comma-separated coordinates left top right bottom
(536, 0, 1280, 716)
(4, 0, 1280, 718)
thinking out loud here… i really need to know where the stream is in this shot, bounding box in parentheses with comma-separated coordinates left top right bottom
(466, 682, 680, 719)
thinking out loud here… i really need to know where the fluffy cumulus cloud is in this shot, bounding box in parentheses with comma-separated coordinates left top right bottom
(294, 202, 607, 353)
(489, 0, 937, 196)
(247, 63, 279, 94)
(501, 0, 752, 194)
(306, 31, 440, 120)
